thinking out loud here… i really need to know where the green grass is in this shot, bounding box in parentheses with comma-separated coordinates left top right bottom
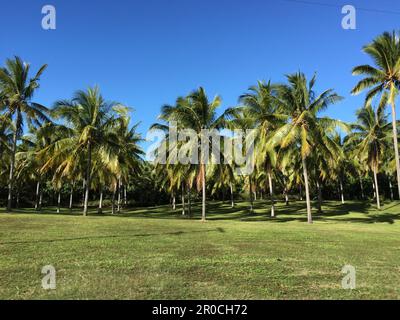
(1, 200, 400, 299)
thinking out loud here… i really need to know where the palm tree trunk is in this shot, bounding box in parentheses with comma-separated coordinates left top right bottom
(83, 142, 92, 216)
(35, 181, 41, 210)
(372, 180, 376, 199)
(124, 185, 127, 206)
(316, 178, 323, 213)
(57, 190, 61, 213)
(268, 172, 275, 217)
(389, 177, 394, 202)
(230, 183, 234, 208)
(7, 128, 18, 212)
(69, 186, 73, 211)
(283, 177, 289, 206)
(373, 166, 381, 210)
(339, 178, 345, 204)
(117, 178, 121, 213)
(39, 188, 43, 211)
(299, 184, 303, 201)
(187, 185, 192, 216)
(249, 176, 254, 213)
(16, 191, 20, 208)
(390, 101, 400, 199)
(359, 176, 365, 200)
(201, 164, 206, 221)
(112, 189, 116, 215)
(302, 157, 312, 224)
(181, 185, 185, 216)
(172, 192, 176, 210)
(98, 187, 103, 214)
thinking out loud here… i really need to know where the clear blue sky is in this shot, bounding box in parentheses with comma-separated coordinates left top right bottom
(1, 0, 400, 150)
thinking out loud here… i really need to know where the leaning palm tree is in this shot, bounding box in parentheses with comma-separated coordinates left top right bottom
(271, 72, 343, 223)
(351, 31, 400, 199)
(0, 56, 49, 211)
(346, 102, 391, 209)
(51, 86, 123, 216)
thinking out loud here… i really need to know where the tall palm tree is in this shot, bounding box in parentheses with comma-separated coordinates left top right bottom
(51, 86, 123, 216)
(346, 102, 391, 209)
(239, 81, 285, 217)
(352, 31, 400, 199)
(0, 56, 49, 211)
(271, 72, 343, 223)
(153, 87, 226, 221)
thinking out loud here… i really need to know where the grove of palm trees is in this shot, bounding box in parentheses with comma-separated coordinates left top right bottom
(1, 29, 400, 300)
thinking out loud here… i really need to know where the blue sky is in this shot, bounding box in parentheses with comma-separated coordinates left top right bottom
(1, 0, 400, 150)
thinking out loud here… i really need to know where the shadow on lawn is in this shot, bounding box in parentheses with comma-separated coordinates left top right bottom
(3, 200, 400, 225)
(0, 227, 225, 245)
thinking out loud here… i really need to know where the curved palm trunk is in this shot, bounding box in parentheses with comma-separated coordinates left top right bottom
(83, 142, 92, 216)
(302, 157, 312, 224)
(390, 101, 400, 199)
(35, 181, 41, 211)
(268, 172, 275, 217)
(373, 166, 381, 210)
(7, 129, 18, 212)
(201, 164, 206, 221)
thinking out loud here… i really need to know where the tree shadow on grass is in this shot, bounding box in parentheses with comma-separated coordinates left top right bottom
(3, 201, 400, 225)
(0, 227, 225, 245)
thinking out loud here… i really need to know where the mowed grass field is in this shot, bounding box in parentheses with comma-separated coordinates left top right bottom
(0, 200, 400, 299)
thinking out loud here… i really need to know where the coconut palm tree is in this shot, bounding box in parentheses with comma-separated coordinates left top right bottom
(239, 81, 285, 217)
(346, 102, 392, 209)
(152, 87, 227, 221)
(51, 86, 124, 216)
(0, 56, 49, 211)
(271, 72, 343, 223)
(352, 31, 400, 199)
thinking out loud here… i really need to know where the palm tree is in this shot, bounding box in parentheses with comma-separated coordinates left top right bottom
(51, 86, 123, 216)
(352, 31, 400, 199)
(346, 102, 391, 209)
(239, 81, 285, 217)
(152, 87, 226, 221)
(271, 72, 343, 223)
(0, 56, 49, 211)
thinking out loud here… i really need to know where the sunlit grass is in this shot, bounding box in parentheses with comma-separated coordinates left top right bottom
(1, 200, 399, 299)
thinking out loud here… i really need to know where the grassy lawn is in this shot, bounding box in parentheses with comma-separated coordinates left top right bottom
(0, 200, 400, 299)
